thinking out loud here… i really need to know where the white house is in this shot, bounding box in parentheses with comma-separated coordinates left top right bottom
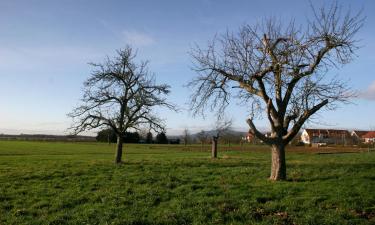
(301, 129, 351, 145)
(362, 131, 375, 143)
(351, 130, 370, 144)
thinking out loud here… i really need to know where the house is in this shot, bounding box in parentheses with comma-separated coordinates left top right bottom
(301, 129, 352, 145)
(244, 132, 261, 143)
(243, 132, 254, 143)
(362, 131, 375, 143)
(243, 131, 271, 144)
(351, 130, 370, 144)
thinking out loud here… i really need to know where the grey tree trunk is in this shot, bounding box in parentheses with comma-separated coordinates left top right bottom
(270, 144, 286, 180)
(115, 135, 123, 164)
(211, 136, 218, 158)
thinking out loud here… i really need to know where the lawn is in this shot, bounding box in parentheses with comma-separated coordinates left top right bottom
(0, 141, 374, 224)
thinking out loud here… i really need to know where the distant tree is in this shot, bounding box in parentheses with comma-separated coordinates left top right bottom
(182, 128, 190, 146)
(221, 132, 242, 145)
(196, 130, 208, 150)
(68, 46, 175, 164)
(123, 131, 140, 143)
(156, 132, 168, 144)
(96, 128, 117, 143)
(97, 129, 140, 143)
(146, 132, 153, 144)
(211, 118, 232, 158)
(188, 3, 363, 180)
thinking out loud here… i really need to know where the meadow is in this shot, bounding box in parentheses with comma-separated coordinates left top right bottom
(0, 141, 374, 224)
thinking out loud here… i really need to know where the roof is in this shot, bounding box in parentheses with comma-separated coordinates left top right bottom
(362, 131, 375, 139)
(305, 129, 350, 135)
(352, 130, 371, 138)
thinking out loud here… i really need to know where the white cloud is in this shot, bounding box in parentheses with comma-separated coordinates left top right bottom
(359, 80, 375, 100)
(122, 30, 155, 47)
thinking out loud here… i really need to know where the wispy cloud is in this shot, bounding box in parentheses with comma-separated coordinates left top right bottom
(359, 80, 375, 100)
(122, 30, 155, 47)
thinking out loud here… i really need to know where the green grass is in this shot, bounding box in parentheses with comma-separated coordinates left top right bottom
(0, 141, 374, 224)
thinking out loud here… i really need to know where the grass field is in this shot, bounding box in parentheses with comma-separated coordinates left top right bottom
(0, 141, 374, 224)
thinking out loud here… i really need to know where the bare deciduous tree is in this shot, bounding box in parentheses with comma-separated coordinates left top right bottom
(182, 128, 190, 146)
(196, 130, 208, 150)
(68, 46, 175, 164)
(211, 118, 232, 158)
(188, 3, 363, 180)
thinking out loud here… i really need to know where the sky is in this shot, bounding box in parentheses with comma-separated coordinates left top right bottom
(0, 0, 374, 136)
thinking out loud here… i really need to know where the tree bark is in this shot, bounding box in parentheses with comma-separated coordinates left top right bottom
(211, 136, 218, 158)
(115, 135, 123, 164)
(270, 144, 286, 180)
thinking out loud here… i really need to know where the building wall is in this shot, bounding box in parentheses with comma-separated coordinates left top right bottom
(365, 138, 375, 143)
(301, 129, 353, 145)
(301, 130, 310, 144)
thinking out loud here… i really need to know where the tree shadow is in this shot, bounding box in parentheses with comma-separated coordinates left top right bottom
(287, 175, 340, 182)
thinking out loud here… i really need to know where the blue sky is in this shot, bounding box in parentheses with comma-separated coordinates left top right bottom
(0, 0, 374, 136)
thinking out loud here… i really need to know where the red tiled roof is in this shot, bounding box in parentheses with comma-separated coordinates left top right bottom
(352, 130, 370, 138)
(362, 131, 375, 138)
(306, 128, 348, 132)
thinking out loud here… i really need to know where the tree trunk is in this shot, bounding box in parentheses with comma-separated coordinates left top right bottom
(115, 135, 123, 164)
(270, 144, 286, 180)
(211, 137, 218, 158)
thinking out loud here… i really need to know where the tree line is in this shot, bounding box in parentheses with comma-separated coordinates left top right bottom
(96, 129, 173, 144)
(96, 127, 245, 145)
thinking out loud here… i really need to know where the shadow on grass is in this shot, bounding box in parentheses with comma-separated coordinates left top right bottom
(118, 159, 265, 168)
(287, 175, 340, 182)
(362, 175, 375, 181)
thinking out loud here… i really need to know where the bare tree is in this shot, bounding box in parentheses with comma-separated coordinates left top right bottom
(188, 3, 363, 180)
(211, 118, 232, 158)
(68, 46, 175, 164)
(196, 130, 208, 150)
(182, 128, 190, 146)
